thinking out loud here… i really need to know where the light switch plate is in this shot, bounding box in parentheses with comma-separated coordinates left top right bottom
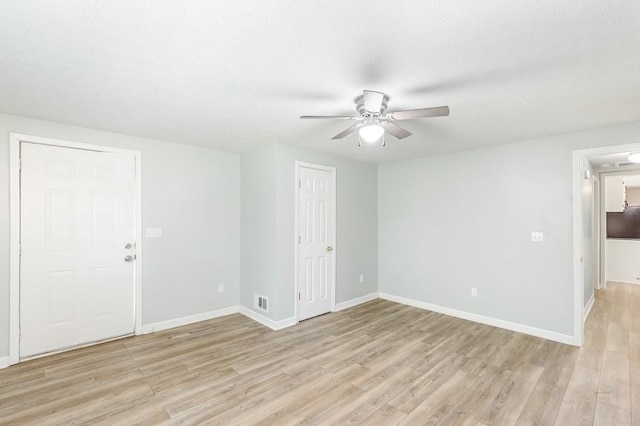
(146, 228, 162, 238)
(531, 231, 544, 242)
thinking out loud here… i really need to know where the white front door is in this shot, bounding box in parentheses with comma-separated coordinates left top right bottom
(20, 142, 136, 358)
(297, 164, 335, 321)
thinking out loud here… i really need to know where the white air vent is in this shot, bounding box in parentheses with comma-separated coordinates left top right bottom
(254, 293, 269, 312)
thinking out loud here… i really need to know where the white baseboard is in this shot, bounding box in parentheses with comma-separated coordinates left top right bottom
(378, 293, 576, 346)
(142, 306, 239, 334)
(0, 356, 9, 369)
(239, 306, 297, 331)
(584, 294, 595, 322)
(334, 293, 379, 312)
(605, 279, 640, 286)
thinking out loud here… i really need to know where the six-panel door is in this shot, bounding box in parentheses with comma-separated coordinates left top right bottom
(297, 165, 334, 321)
(20, 142, 136, 357)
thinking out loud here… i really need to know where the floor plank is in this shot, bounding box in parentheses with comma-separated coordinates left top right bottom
(630, 367, 640, 426)
(597, 350, 631, 411)
(515, 382, 564, 426)
(593, 400, 631, 426)
(479, 362, 544, 425)
(555, 386, 597, 426)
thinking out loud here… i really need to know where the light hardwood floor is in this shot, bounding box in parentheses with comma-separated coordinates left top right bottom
(1, 282, 639, 425)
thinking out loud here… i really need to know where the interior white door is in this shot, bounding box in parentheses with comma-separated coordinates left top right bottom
(20, 142, 136, 358)
(297, 165, 335, 321)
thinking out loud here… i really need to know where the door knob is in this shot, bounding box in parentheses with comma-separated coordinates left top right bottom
(124, 255, 134, 262)
(326, 246, 333, 252)
(124, 243, 133, 249)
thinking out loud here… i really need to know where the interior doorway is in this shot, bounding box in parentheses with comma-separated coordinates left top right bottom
(600, 172, 640, 287)
(573, 142, 640, 346)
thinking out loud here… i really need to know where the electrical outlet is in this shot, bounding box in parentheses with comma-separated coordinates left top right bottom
(471, 287, 478, 297)
(218, 282, 224, 293)
(531, 231, 544, 242)
(359, 274, 364, 283)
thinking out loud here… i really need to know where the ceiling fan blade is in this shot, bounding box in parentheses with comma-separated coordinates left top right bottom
(387, 106, 450, 120)
(381, 121, 412, 139)
(363, 90, 385, 113)
(300, 115, 358, 119)
(331, 123, 363, 140)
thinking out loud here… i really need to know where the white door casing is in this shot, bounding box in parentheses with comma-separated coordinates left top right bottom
(572, 142, 640, 347)
(296, 163, 336, 321)
(18, 141, 137, 358)
(593, 176, 601, 289)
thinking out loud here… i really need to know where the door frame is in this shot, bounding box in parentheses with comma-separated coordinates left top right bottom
(9, 133, 143, 365)
(593, 175, 601, 290)
(294, 161, 337, 322)
(573, 141, 640, 346)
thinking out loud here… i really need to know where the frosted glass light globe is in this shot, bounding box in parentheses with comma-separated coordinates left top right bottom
(359, 125, 384, 143)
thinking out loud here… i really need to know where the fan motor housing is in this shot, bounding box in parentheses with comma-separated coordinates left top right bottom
(354, 93, 389, 116)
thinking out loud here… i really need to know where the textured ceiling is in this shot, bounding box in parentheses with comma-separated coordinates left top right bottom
(1, 1, 639, 163)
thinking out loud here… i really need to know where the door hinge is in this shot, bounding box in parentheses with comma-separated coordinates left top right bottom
(298, 235, 301, 244)
(298, 179, 301, 188)
(298, 292, 301, 301)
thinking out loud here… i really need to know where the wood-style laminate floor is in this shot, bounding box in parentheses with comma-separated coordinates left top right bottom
(1, 282, 639, 425)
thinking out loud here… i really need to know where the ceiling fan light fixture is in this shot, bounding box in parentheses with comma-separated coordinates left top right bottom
(301, 89, 449, 146)
(359, 124, 384, 143)
(629, 153, 640, 163)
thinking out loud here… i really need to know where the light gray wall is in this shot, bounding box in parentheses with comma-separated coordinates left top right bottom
(240, 143, 378, 321)
(378, 121, 640, 337)
(240, 144, 278, 314)
(0, 113, 241, 357)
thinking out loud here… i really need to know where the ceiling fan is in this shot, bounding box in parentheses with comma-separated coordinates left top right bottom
(300, 90, 449, 146)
